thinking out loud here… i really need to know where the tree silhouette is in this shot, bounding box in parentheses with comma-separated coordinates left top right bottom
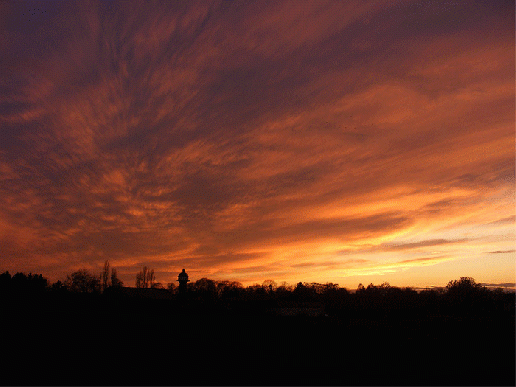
(445, 276, 488, 314)
(110, 268, 123, 288)
(293, 281, 315, 301)
(194, 277, 218, 302)
(446, 276, 483, 293)
(135, 266, 155, 288)
(12, 272, 48, 295)
(167, 282, 177, 293)
(51, 280, 66, 292)
(101, 260, 110, 291)
(65, 269, 100, 293)
(0, 271, 11, 291)
(262, 279, 277, 293)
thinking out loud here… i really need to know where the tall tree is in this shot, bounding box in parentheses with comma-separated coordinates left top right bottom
(135, 266, 155, 288)
(135, 271, 144, 288)
(148, 268, 155, 288)
(110, 268, 123, 288)
(102, 260, 110, 291)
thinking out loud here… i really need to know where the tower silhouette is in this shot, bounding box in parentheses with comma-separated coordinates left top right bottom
(177, 269, 189, 294)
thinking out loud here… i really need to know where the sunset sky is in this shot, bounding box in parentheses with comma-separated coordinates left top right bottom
(1, 0, 514, 289)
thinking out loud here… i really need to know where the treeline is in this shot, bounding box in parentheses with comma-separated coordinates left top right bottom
(0, 266, 123, 296)
(1, 268, 514, 386)
(1, 266, 513, 318)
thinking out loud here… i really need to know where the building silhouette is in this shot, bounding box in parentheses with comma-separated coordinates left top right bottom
(177, 269, 189, 294)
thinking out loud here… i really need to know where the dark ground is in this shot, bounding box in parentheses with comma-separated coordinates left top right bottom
(1, 289, 515, 386)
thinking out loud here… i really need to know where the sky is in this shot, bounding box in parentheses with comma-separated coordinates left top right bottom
(0, 0, 514, 289)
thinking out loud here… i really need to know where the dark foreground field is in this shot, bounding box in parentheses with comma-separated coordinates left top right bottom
(2, 287, 514, 386)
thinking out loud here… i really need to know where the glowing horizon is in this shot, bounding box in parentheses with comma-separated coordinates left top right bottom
(0, 1, 514, 289)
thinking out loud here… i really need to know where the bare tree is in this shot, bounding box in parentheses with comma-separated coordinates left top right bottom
(135, 266, 155, 288)
(262, 279, 277, 293)
(148, 268, 155, 288)
(65, 269, 100, 293)
(102, 260, 110, 291)
(110, 268, 123, 288)
(135, 271, 144, 288)
(167, 282, 177, 294)
(99, 261, 124, 290)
